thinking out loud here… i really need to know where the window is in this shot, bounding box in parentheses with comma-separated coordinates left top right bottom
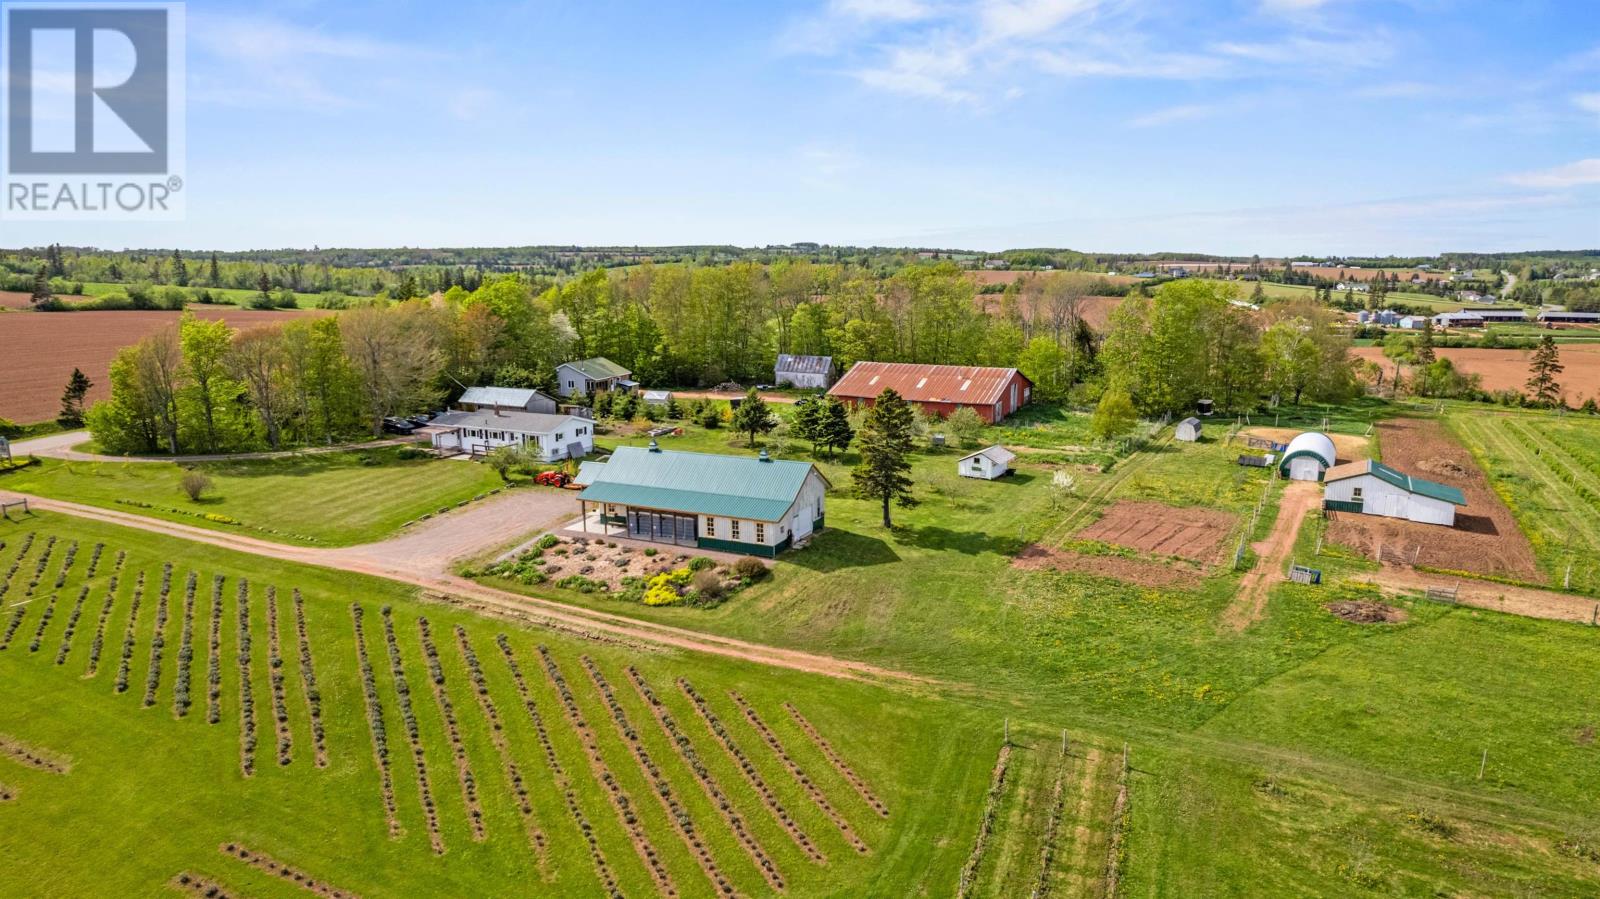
(1352, 486, 1364, 500)
(755, 523, 766, 542)
(731, 520, 741, 540)
(555, 432, 564, 442)
(577, 426, 587, 436)
(705, 517, 716, 537)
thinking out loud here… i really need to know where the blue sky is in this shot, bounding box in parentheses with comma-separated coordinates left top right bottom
(9, 0, 1600, 254)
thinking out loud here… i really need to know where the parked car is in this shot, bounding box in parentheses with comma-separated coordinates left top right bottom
(407, 413, 434, 426)
(382, 417, 416, 435)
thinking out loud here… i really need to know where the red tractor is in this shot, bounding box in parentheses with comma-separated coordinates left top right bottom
(534, 470, 571, 488)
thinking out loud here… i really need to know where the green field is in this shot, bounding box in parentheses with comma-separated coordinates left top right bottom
(1448, 410, 1600, 592)
(73, 281, 329, 308)
(0, 446, 505, 546)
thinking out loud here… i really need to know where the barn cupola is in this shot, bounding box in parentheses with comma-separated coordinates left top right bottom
(647, 439, 661, 453)
(758, 449, 772, 462)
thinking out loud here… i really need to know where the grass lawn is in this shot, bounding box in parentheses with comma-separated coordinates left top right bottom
(74, 281, 328, 308)
(0, 446, 507, 546)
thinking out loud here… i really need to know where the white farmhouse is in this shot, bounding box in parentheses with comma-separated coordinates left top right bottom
(1322, 460, 1466, 527)
(958, 445, 1015, 480)
(556, 357, 635, 397)
(421, 410, 594, 462)
(1278, 432, 1337, 482)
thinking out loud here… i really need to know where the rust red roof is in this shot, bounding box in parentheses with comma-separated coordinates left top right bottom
(828, 362, 1028, 406)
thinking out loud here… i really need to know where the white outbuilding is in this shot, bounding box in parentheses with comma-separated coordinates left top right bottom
(958, 445, 1016, 480)
(1322, 460, 1466, 527)
(1278, 432, 1338, 482)
(1175, 417, 1203, 442)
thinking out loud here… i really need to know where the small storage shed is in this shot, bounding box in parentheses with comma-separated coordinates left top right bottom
(641, 390, 673, 406)
(1322, 460, 1466, 526)
(1175, 417, 1203, 442)
(774, 354, 836, 389)
(958, 445, 1015, 480)
(1278, 432, 1337, 482)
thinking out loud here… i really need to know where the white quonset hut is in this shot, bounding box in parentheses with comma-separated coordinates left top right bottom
(1322, 460, 1466, 526)
(958, 445, 1015, 480)
(421, 410, 594, 461)
(1278, 432, 1338, 481)
(1175, 417, 1203, 442)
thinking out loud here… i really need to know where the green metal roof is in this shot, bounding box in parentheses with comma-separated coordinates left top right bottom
(1332, 460, 1467, 506)
(562, 357, 631, 380)
(577, 446, 825, 521)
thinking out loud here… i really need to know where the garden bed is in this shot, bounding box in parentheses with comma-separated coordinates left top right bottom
(477, 535, 764, 607)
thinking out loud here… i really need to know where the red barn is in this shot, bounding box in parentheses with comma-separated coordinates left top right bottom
(828, 362, 1032, 424)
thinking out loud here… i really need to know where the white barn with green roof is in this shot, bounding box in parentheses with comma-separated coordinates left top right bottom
(575, 444, 829, 557)
(1322, 460, 1467, 527)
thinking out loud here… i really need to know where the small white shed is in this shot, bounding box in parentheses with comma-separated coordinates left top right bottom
(1278, 432, 1337, 482)
(1175, 417, 1203, 442)
(958, 445, 1016, 480)
(641, 390, 673, 406)
(1323, 460, 1466, 526)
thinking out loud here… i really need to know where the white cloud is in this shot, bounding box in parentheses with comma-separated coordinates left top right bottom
(1503, 158, 1600, 189)
(832, 0, 936, 21)
(1127, 103, 1217, 127)
(979, 0, 1101, 41)
(854, 43, 975, 101)
(1575, 93, 1600, 117)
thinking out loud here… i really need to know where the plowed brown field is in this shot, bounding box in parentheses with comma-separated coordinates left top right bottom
(1076, 500, 1235, 563)
(1351, 345, 1600, 407)
(0, 308, 327, 423)
(1326, 418, 1542, 581)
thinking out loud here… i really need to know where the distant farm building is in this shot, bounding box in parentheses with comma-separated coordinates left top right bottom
(1322, 460, 1466, 527)
(774, 354, 836, 389)
(1175, 417, 1203, 442)
(828, 362, 1032, 424)
(1431, 312, 1484, 328)
(556, 357, 635, 396)
(575, 444, 828, 557)
(456, 386, 558, 414)
(958, 445, 1015, 480)
(1536, 310, 1600, 326)
(1397, 316, 1426, 330)
(1472, 309, 1530, 324)
(1279, 432, 1337, 482)
(421, 410, 594, 462)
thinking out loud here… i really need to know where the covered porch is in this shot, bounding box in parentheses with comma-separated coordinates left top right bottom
(573, 499, 699, 548)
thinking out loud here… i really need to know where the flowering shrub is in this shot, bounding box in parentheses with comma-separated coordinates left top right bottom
(642, 568, 693, 606)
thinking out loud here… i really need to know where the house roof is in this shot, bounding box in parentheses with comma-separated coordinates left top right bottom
(1178, 417, 1202, 429)
(960, 445, 1016, 465)
(1537, 311, 1600, 320)
(573, 461, 607, 486)
(458, 386, 552, 408)
(577, 446, 827, 522)
(775, 354, 833, 375)
(560, 357, 631, 380)
(828, 361, 1028, 406)
(429, 410, 583, 435)
(1324, 460, 1467, 506)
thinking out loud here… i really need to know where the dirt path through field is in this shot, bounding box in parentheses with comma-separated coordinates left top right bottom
(0, 490, 933, 686)
(1351, 568, 1600, 626)
(1223, 481, 1319, 631)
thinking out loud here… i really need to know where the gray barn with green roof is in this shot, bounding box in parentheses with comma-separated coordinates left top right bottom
(1322, 459, 1466, 527)
(575, 444, 829, 556)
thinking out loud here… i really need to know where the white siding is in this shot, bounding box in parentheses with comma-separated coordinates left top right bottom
(958, 455, 1008, 480)
(775, 369, 830, 389)
(1325, 474, 1457, 526)
(1288, 457, 1324, 481)
(430, 418, 594, 461)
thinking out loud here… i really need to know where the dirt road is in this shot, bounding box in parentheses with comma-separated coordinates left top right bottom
(1352, 568, 1600, 626)
(1223, 481, 1319, 631)
(0, 490, 931, 686)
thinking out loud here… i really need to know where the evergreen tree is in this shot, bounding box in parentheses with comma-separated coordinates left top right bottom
(1525, 336, 1564, 407)
(730, 388, 776, 447)
(816, 396, 855, 458)
(664, 396, 684, 420)
(57, 368, 92, 427)
(257, 270, 272, 303)
(1417, 319, 1437, 364)
(29, 265, 51, 306)
(592, 390, 615, 419)
(851, 389, 917, 527)
(48, 243, 66, 277)
(208, 251, 221, 286)
(791, 397, 824, 452)
(172, 249, 189, 286)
